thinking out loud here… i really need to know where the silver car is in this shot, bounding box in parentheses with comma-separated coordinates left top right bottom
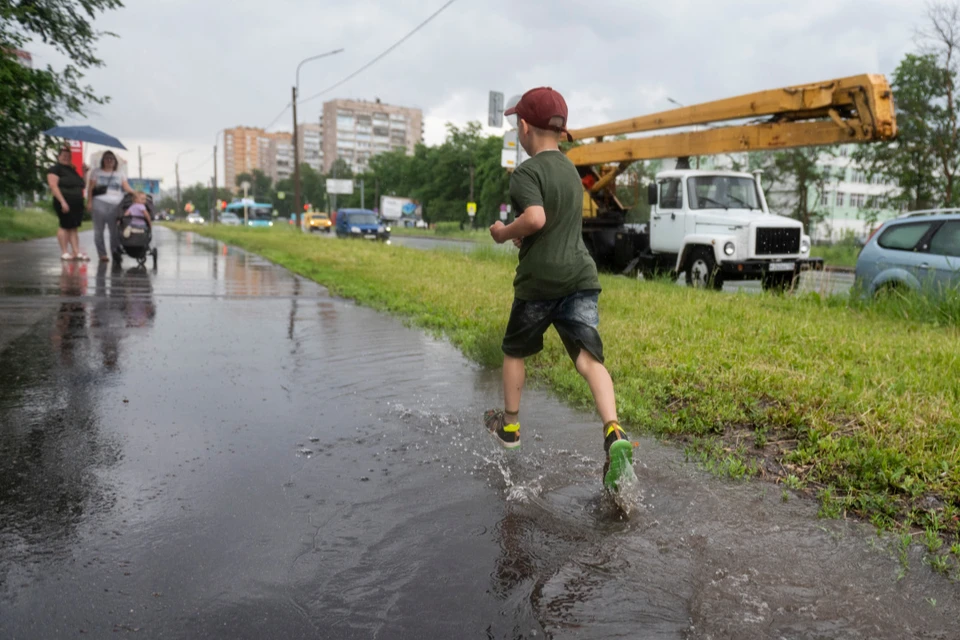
(219, 212, 241, 226)
(855, 210, 960, 296)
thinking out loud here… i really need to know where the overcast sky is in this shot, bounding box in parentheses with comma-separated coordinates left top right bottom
(30, 0, 925, 189)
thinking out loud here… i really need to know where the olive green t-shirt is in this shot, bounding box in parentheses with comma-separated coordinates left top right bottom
(509, 150, 601, 301)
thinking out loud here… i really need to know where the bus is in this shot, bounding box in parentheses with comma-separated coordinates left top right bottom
(225, 200, 275, 227)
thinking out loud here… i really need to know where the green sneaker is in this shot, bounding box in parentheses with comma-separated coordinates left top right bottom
(602, 421, 634, 491)
(483, 409, 520, 449)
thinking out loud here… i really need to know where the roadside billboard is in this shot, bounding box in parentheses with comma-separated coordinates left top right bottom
(128, 178, 162, 196)
(380, 196, 420, 221)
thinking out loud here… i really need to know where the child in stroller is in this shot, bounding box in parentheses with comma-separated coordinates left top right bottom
(117, 191, 158, 268)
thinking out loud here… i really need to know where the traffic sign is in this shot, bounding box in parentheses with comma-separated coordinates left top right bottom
(504, 94, 521, 129)
(326, 179, 353, 194)
(488, 91, 504, 128)
(466, 202, 477, 216)
(501, 149, 517, 169)
(502, 130, 517, 150)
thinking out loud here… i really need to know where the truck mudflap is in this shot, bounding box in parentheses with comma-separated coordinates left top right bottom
(719, 257, 824, 278)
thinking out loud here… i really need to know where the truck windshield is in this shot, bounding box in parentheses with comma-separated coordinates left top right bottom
(687, 176, 760, 210)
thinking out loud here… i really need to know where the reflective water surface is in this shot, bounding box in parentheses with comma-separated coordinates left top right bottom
(0, 228, 955, 639)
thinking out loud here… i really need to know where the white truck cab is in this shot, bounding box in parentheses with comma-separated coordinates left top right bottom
(646, 169, 822, 290)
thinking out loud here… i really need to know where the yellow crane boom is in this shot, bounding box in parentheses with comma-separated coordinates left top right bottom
(566, 73, 896, 167)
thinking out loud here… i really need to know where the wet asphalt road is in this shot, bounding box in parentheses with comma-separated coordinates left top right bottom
(0, 227, 957, 639)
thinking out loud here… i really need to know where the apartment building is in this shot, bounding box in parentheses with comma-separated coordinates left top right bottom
(297, 122, 323, 174)
(321, 99, 423, 173)
(814, 145, 899, 242)
(223, 126, 266, 193)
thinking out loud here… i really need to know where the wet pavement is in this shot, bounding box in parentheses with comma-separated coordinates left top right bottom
(0, 227, 957, 639)
(388, 235, 856, 296)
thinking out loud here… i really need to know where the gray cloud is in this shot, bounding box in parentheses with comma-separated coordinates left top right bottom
(30, 0, 925, 188)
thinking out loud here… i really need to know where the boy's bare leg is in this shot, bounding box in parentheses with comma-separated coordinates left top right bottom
(502, 355, 525, 422)
(574, 349, 617, 425)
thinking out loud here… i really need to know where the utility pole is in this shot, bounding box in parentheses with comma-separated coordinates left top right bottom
(138, 145, 143, 179)
(360, 178, 364, 209)
(175, 161, 181, 218)
(212, 143, 218, 224)
(292, 85, 302, 227)
(331, 157, 338, 215)
(468, 164, 475, 227)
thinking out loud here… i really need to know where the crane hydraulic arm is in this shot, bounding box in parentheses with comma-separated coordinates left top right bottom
(566, 73, 896, 167)
(565, 74, 897, 218)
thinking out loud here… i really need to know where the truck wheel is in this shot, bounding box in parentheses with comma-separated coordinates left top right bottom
(762, 272, 795, 293)
(685, 248, 723, 290)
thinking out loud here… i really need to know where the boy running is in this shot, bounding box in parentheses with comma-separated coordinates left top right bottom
(484, 87, 633, 491)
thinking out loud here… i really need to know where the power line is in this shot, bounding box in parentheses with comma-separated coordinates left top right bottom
(183, 152, 213, 176)
(262, 0, 458, 131)
(264, 102, 293, 132)
(299, 0, 458, 107)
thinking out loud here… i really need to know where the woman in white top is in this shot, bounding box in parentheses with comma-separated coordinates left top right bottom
(86, 151, 133, 262)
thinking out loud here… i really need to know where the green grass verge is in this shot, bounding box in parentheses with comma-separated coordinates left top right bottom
(0, 206, 75, 241)
(168, 223, 960, 552)
(389, 222, 494, 243)
(811, 244, 861, 269)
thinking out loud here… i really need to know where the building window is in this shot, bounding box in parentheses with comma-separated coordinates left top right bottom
(835, 192, 846, 207)
(337, 115, 354, 128)
(850, 193, 865, 208)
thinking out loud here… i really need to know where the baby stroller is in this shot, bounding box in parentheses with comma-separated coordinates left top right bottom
(116, 193, 158, 269)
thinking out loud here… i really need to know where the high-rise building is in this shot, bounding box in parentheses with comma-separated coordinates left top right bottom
(223, 126, 266, 193)
(321, 99, 423, 173)
(224, 124, 326, 191)
(297, 122, 323, 174)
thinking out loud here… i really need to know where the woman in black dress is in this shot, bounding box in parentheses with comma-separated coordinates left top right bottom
(46, 146, 89, 261)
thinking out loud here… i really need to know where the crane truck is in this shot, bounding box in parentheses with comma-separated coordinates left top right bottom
(531, 74, 898, 290)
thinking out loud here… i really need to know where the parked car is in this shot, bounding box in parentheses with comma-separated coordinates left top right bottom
(303, 211, 332, 233)
(186, 213, 205, 225)
(854, 209, 960, 297)
(220, 211, 241, 226)
(334, 208, 390, 242)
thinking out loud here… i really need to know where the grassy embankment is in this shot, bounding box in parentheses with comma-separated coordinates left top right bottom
(389, 221, 494, 243)
(0, 206, 89, 242)
(168, 222, 960, 575)
(810, 243, 861, 269)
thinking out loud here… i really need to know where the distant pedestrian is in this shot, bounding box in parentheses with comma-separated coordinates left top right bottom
(46, 146, 88, 261)
(86, 150, 132, 262)
(484, 87, 634, 492)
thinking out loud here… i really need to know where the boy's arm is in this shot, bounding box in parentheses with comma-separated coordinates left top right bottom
(490, 206, 545, 243)
(490, 167, 546, 244)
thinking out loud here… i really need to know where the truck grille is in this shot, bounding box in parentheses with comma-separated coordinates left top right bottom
(755, 227, 800, 255)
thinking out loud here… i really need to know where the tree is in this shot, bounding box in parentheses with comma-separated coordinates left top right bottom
(772, 148, 834, 230)
(0, 0, 123, 201)
(250, 169, 272, 199)
(853, 3, 960, 210)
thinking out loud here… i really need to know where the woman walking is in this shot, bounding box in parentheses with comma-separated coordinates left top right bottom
(86, 150, 132, 262)
(46, 146, 88, 261)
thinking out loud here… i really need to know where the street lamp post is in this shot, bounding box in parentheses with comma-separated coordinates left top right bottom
(212, 129, 225, 224)
(175, 149, 194, 218)
(138, 146, 156, 180)
(292, 48, 344, 228)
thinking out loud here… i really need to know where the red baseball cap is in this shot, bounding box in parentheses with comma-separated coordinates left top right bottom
(505, 87, 573, 141)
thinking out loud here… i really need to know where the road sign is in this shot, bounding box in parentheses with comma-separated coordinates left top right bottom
(488, 91, 504, 128)
(467, 202, 477, 216)
(501, 149, 517, 169)
(326, 178, 354, 194)
(505, 94, 521, 129)
(502, 130, 517, 150)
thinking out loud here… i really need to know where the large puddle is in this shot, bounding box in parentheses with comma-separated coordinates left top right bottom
(0, 228, 954, 638)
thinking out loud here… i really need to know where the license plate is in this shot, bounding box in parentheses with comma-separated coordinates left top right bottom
(768, 262, 795, 272)
(364, 234, 376, 239)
